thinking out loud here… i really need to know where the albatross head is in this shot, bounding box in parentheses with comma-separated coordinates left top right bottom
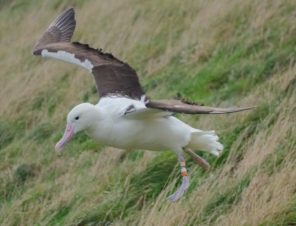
(55, 103, 99, 154)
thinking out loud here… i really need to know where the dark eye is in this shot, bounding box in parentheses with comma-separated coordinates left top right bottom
(75, 116, 79, 120)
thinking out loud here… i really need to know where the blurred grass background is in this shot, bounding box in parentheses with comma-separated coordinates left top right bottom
(0, 0, 295, 225)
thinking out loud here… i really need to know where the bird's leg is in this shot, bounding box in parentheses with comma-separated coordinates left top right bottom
(183, 148, 210, 170)
(167, 153, 190, 202)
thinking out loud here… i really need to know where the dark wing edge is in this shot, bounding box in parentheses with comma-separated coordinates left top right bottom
(146, 99, 256, 114)
(33, 7, 76, 54)
(32, 8, 145, 100)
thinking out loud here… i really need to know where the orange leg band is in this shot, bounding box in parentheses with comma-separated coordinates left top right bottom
(181, 171, 188, 176)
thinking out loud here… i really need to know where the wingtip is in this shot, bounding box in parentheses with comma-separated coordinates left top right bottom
(33, 6, 77, 54)
(211, 106, 258, 114)
(239, 106, 258, 111)
(64, 6, 75, 14)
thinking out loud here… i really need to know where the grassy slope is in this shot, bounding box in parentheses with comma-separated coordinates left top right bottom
(0, 0, 295, 225)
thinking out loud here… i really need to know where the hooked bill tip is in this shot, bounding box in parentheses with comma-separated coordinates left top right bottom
(55, 142, 63, 155)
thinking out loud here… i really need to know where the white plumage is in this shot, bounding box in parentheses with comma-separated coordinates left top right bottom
(59, 97, 223, 154)
(33, 7, 253, 202)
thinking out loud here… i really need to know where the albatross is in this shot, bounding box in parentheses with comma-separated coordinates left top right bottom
(32, 7, 254, 202)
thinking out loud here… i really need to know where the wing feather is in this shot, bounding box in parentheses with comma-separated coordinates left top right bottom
(146, 100, 256, 114)
(33, 7, 144, 100)
(33, 7, 76, 50)
(124, 108, 174, 119)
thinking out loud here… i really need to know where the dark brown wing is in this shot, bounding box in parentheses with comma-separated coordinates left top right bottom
(146, 99, 256, 114)
(33, 7, 76, 51)
(33, 8, 145, 100)
(92, 64, 144, 100)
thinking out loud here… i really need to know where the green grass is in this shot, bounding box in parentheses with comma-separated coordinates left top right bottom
(0, 0, 296, 225)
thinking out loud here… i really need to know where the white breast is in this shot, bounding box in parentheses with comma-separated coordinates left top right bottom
(86, 97, 193, 151)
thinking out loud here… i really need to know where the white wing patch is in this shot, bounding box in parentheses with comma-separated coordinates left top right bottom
(124, 108, 174, 119)
(41, 49, 94, 71)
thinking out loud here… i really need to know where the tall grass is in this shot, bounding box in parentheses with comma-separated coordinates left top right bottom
(0, 0, 295, 225)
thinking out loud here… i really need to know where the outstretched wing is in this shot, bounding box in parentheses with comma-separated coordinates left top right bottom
(146, 99, 256, 114)
(33, 7, 145, 100)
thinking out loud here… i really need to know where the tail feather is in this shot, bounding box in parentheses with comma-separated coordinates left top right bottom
(186, 130, 223, 156)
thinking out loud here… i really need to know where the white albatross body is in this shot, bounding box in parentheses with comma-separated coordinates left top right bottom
(33, 7, 254, 202)
(72, 97, 222, 154)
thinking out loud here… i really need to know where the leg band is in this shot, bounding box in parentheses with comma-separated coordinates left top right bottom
(181, 167, 188, 176)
